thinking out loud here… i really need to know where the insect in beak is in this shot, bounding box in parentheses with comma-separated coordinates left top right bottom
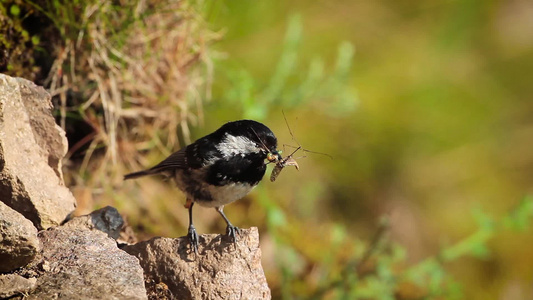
(269, 111, 331, 182)
(270, 148, 300, 182)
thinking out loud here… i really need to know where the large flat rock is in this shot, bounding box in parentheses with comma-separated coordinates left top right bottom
(28, 226, 147, 300)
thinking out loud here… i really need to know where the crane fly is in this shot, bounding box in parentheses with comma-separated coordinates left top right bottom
(270, 147, 301, 182)
(269, 111, 332, 182)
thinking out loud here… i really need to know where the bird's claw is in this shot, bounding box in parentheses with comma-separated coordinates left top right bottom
(188, 225, 199, 254)
(226, 225, 241, 244)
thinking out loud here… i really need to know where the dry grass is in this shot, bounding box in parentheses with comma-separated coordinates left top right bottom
(41, 1, 220, 190)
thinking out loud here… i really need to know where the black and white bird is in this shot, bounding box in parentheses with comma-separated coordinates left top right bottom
(124, 120, 282, 253)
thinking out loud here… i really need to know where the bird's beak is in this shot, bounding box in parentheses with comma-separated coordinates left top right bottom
(275, 151, 282, 162)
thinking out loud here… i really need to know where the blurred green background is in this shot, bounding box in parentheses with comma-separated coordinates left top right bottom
(203, 1, 533, 298)
(2, 0, 533, 298)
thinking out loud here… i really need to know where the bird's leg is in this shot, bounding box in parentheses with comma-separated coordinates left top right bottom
(187, 201, 199, 254)
(216, 206, 241, 243)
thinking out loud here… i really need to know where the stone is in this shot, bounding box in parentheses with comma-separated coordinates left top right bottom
(64, 206, 124, 240)
(122, 227, 271, 300)
(16, 78, 68, 181)
(0, 74, 76, 229)
(27, 226, 147, 300)
(0, 201, 40, 273)
(0, 274, 37, 298)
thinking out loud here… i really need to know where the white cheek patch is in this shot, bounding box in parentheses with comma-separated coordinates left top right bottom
(216, 133, 262, 158)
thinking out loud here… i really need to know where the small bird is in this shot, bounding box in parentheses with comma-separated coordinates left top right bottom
(124, 120, 282, 253)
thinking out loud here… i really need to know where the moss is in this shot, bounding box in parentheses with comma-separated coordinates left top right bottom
(0, 2, 39, 79)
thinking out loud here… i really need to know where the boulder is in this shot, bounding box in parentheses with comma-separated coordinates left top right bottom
(0, 74, 76, 229)
(28, 226, 147, 300)
(0, 201, 40, 273)
(123, 227, 271, 300)
(64, 206, 124, 240)
(17, 77, 69, 181)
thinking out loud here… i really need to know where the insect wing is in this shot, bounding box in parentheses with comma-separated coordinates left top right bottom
(284, 157, 299, 170)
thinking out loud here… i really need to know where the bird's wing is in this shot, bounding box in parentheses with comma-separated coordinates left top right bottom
(124, 147, 192, 180)
(124, 138, 217, 180)
(148, 148, 188, 172)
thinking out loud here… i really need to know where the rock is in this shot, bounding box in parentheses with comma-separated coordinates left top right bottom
(64, 206, 124, 240)
(122, 227, 271, 300)
(17, 78, 69, 181)
(0, 274, 37, 298)
(0, 201, 40, 273)
(0, 74, 76, 229)
(28, 226, 147, 300)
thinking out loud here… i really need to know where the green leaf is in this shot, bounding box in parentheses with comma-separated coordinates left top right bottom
(503, 196, 533, 231)
(10, 4, 20, 16)
(21, 30, 29, 41)
(470, 243, 490, 259)
(31, 35, 40, 45)
(268, 206, 287, 228)
(330, 224, 346, 245)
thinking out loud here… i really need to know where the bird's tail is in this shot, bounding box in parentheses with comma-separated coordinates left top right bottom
(123, 169, 160, 180)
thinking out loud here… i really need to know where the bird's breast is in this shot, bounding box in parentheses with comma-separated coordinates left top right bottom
(174, 169, 258, 207)
(198, 182, 256, 208)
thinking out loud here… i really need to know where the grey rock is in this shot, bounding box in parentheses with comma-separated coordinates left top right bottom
(28, 226, 147, 300)
(64, 206, 125, 240)
(0, 201, 40, 273)
(0, 74, 76, 229)
(123, 227, 271, 300)
(0, 274, 37, 298)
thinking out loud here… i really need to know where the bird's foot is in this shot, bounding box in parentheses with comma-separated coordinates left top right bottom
(187, 225, 199, 254)
(226, 224, 241, 244)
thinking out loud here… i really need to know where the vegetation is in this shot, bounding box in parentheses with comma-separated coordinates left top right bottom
(0, 1, 40, 78)
(2, 0, 533, 298)
(2, 0, 214, 187)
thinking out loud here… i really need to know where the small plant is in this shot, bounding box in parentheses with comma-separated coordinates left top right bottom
(262, 196, 533, 299)
(220, 14, 357, 121)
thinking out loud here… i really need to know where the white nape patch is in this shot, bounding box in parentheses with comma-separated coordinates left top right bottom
(216, 133, 262, 158)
